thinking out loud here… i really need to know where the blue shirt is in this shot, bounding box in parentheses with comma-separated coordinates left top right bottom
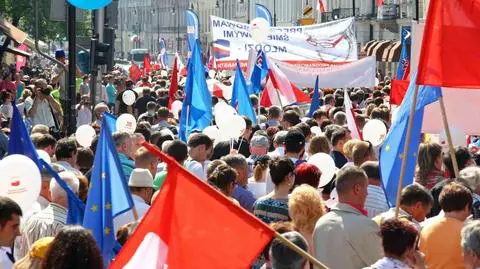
(106, 84, 116, 105)
(118, 153, 135, 182)
(232, 185, 256, 212)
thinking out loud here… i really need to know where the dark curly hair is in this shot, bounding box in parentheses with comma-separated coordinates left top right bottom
(42, 226, 103, 269)
(379, 219, 418, 258)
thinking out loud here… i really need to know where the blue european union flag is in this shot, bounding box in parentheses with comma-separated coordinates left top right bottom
(231, 60, 257, 124)
(9, 103, 85, 224)
(308, 76, 320, 118)
(380, 73, 442, 206)
(83, 116, 134, 265)
(8, 102, 41, 168)
(248, 50, 268, 95)
(40, 159, 85, 224)
(179, 40, 212, 141)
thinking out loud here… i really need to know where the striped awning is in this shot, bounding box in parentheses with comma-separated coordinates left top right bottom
(363, 40, 402, 62)
(382, 40, 401, 62)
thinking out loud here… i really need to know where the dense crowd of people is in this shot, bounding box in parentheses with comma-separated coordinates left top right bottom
(1, 50, 480, 269)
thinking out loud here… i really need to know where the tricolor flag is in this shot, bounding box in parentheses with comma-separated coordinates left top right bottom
(344, 90, 362, 140)
(260, 55, 310, 107)
(110, 142, 275, 269)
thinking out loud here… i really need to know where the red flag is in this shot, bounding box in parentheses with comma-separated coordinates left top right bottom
(377, 0, 384, 6)
(143, 54, 152, 74)
(168, 57, 178, 109)
(129, 63, 142, 83)
(390, 79, 410, 106)
(317, 0, 326, 13)
(417, 0, 480, 88)
(111, 142, 274, 269)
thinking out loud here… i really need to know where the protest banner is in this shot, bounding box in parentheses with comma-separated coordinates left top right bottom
(272, 56, 376, 88)
(210, 16, 357, 70)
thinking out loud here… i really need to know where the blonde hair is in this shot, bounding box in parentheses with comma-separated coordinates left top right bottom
(343, 139, 361, 160)
(308, 135, 331, 155)
(415, 142, 443, 185)
(352, 141, 373, 166)
(288, 184, 326, 235)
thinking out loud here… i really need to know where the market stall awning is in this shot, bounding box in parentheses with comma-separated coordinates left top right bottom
(364, 40, 392, 61)
(4, 46, 31, 57)
(382, 40, 401, 62)
(0, 17, 27, 44)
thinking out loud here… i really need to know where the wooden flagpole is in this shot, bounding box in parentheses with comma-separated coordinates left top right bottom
(439, 96, 460, 178)
(274, 232, 329, 269)
(395, 85, 420, 218)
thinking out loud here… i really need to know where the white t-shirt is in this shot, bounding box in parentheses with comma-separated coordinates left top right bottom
(114, 195, 150, 233)
(0, 104, 13, 119)
(184, 159, 210, 181)
(29, 99, 55, 128)
(76, 106, 92, 127)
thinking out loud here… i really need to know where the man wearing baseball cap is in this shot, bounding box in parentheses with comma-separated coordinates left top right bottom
(114, 168, 154, 233)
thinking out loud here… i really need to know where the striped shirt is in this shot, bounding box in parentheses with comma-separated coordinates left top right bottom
(16, 203, 67, 259)
(253, 196, 290, 224)
(364, 185, 389, 218)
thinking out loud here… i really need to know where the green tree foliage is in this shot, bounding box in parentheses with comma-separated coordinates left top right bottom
(1, 0, 91, 41)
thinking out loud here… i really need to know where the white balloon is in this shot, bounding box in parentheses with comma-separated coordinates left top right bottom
(214, 102, 238, 128)
(75, 125, 96, 148)
(363, 119, 387, 146)
(250, 17, 270, 44)
(203, 125, 221, 141)
(310, 126, 322, 137)
(122, 90, 136, 106)
(171, 100, 183, 119)
(439, 126, 467, 148)
(36, 150, 51, 164)
(116, 114, 137, 134)
(218, 115, 246, 140)
(307, 153, 337, 187)
(160, 70, 168, 76)
(208, 70, 216, 79)
(0, 155, 41, 214)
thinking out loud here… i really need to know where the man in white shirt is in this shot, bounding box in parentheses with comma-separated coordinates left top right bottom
(374, 184, 433, 231)
(184, 133, 213, 181)
(114, 168, 154, 233)
(361, 161, 389, 218)
(27, 79, 61, 128)
(268, 131, 287, 158)
(0, 197, 22, 269)
(16, 172, 79, 259)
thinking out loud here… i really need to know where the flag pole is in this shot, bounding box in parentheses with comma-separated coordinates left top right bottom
(274, 232, 329, 269)
(132, 207, 139, 221)
(439, 96, 460, 178)
(186, 105, 190, 139)
(257, 92, 261, 124)
(394, 84, 420, 218)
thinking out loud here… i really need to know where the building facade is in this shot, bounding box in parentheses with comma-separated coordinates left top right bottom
(117, 0, 428, 58)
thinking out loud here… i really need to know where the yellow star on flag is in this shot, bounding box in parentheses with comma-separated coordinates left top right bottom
(104, 227, 110, 235)
(91, 204, 98, 212)
(101, 172, 106, 179)
(105, 202, 111, 210)
(399, 153, 404, 159)
(385, 145, 391, 151)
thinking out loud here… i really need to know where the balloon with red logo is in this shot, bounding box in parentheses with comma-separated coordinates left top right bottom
(116, 114, 137, 134)
(0, 155, 41, 214)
